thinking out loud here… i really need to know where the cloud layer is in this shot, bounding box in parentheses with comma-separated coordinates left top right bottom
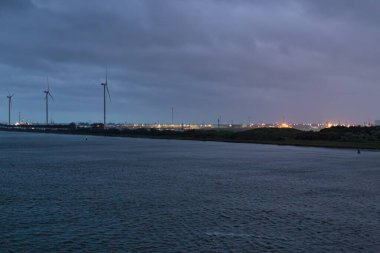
(0, 0, 379, 124)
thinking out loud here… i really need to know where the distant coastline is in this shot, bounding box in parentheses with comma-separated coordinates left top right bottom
(1, 125, 380, 150)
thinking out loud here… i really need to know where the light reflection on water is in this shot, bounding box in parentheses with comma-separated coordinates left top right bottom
(0, 131, 379, 252)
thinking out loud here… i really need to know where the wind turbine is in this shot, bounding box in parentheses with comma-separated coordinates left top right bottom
(6, 93, 14, 126)
(171, 107, 174, 124)
(44, 77, 54, 125)
(101, 68, 111, 128)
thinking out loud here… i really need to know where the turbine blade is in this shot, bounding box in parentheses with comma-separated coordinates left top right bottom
(106, 85, 111, 102)
(106, 66, 108, 85)
(49, 92, 54, 101)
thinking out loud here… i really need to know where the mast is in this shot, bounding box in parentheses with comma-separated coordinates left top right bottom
(103, 83, 106, 128)
(8, 98, 11, 126)
(46, 93, 49, 125)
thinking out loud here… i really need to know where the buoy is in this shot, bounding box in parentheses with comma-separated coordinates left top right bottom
(357, 149, 361, 154)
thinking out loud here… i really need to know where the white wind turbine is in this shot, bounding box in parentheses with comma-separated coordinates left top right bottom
(44, 77, 54, 125)
(6, 92, 14, 126)
(100, 69, 111, 128)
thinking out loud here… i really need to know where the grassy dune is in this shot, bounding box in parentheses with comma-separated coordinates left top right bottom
(1, 126, 380, 150)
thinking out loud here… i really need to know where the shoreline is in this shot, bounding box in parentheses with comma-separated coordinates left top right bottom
(1, 127, 378, 151)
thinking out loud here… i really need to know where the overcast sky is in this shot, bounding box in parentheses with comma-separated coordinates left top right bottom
(1, 0, 380, 124)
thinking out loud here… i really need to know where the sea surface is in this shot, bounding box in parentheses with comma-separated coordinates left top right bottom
(0, 131, 379, 252)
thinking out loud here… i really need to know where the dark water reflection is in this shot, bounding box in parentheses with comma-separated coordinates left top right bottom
(0, 132, 379, 252)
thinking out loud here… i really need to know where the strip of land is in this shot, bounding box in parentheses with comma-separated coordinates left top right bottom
(1, 124, 380, 150)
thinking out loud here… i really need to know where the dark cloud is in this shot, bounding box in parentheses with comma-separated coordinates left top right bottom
(0, 0, 34, 11)
(0, 0, 379, 124)
(300, 0, 380, 24)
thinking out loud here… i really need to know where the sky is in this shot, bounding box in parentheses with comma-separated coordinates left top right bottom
(1, 0, 380, 124)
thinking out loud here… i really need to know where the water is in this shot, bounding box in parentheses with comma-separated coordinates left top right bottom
(0, 131, 379, 252)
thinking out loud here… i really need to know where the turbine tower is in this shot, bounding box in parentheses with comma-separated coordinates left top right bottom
(44, 78, 54, 125)
(6, 93, 14, 126)
(101, 69, 111, 128)
(171, 107, 174, 124)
